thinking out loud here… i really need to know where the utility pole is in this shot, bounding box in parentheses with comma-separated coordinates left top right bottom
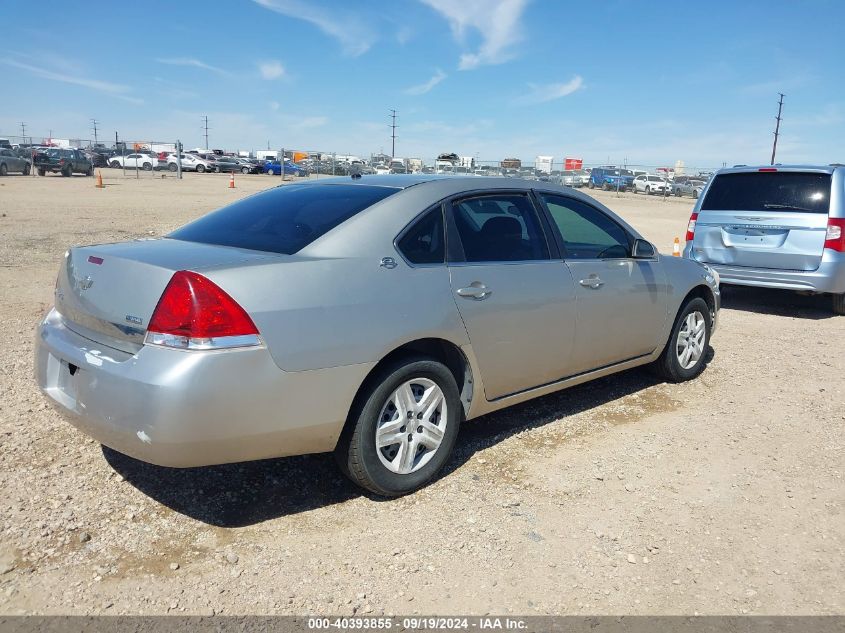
(389, 109, 398, 159)
(202, 115, 210, 150)
(20, 122, 26, 141)
(771, 93, 785, 165)
(90, 119, 99, 145)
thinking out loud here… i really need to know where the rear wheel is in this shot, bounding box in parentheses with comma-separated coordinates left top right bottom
(242, 166, 250, 174)
(196, 164, 205, 173)
(23, 164, 31, 176)
(110, 161, 120, 169)
(603, 182, 611, 191)
(693, 189, 699, 199)
(588, 181, 594, 189)
(653, 297, 711, 382)
(37, 168, 46, 176)
(0, 163, 7, 176)
(142, 162, 152, 171)
(85, 166, 93, 177)
(169, 163, 177, 172)
(336, 357, 461, 497)
(833, 293, 845, 315)
(62, 166, 72, 177)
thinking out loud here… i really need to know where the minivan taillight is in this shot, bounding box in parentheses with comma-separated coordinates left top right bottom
(685, 212, 698, 242)
(824, 218, 845, 252)
(145, 270, 260, 350)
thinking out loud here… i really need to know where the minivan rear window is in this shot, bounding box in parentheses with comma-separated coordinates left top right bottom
(169, 184, 398, 254)
(702, 172, 831, 213)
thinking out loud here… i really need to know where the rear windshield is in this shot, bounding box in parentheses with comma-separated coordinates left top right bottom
(702, 172, 831, 213)
(169, 184, 398, 254)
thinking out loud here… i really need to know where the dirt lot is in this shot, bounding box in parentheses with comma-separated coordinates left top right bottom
(0, 171, 842, 616)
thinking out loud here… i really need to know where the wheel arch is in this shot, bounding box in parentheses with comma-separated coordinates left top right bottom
(679, 283, 717, 324)
(337, 337, 475, 449)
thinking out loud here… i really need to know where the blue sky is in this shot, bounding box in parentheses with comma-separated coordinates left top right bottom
(1, 0, 843, 166)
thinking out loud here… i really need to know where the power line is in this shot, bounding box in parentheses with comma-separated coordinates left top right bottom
(389, 109, 397, 159)
(202, 115, 210, 150)
(91, 118, 99, 145)
(771, 93, 785, 165)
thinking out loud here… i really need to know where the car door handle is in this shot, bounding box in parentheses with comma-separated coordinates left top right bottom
(456, 284, 493, 300)
(579, 277, 604, 289)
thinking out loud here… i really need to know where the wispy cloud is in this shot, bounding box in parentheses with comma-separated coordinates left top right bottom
(404, 69, 447, 95)
(155, 57, 229, 75)
(515, 76, 584, 104)
(2, 59, 143, 104)
(253, 0, 375, 56)
(258, 60, 286, 80)
(421, 0, 529, 70)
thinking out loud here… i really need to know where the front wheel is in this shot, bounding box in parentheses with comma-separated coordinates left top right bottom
(23, 164, 31, 175)
(242, 166, 250, 174)
(652, 297, 711, 382)
(336, 357, 461, 497)
(110, 161, 120, 169)
(37, 168, 46, 176)
(169, 163, 177, 172)
(142, 162, 152, 171)
(196, 164, 205, 173)
(588, 181, 594, 189)
(85, 166, 93, 177)
(603, 182, 611, 191)
(61, 166, 71, 177)
(0, 163, 7, 176)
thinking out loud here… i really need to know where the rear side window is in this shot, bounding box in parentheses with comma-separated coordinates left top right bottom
(702, 172, 831, 213)
(169, 184, 398, 254)
(397, 207, 445, 264)
(451, 194, 549, 262)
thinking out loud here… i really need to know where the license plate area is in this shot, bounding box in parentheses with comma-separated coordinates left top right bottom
(56, 359, 80, 402)
(721, 226, 788, 248)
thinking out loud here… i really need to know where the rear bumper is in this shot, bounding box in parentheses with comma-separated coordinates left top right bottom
(684, 248, 845, 294)
(34, 308, 372, 468)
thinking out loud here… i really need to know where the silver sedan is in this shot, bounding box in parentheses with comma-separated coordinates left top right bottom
(35, 176, 720, 496)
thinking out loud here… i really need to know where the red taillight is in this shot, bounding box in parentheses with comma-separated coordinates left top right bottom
(146, 270, 259, 349)
(685, 212, 698, 242)
(825, 218, 845, 252)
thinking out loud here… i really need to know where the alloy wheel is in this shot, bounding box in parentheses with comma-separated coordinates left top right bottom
(375, 378, 447, 475)
(676, 311, 706, 369)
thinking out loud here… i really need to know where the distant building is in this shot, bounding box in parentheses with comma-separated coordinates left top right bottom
(501, 157, 521, 169)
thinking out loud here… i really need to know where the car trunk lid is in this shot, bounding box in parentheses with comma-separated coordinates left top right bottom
(55, 238, 277, 354)
(691, 170, 832, 271)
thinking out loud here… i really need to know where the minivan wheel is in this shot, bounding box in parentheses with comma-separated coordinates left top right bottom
(336, 357, 461, 497)
(653, 297, 711, 383)
(833, 293, 845, 315)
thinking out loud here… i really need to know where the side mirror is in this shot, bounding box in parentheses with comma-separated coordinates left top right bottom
(632, 239, 656, 259)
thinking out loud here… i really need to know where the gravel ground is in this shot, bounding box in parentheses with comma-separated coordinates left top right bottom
(0, 171, 842, 615)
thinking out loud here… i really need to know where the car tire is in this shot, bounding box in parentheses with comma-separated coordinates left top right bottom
(168, 163, 177, 172)
(242, 166, 250, 174)
(37, 168, 46, 177)
(196, 164, 205, 173)
(0, 163, 7, 176)
(336, 356, 462, 497)
(23, 164, 31, 176)
(693, 190, 699, 199)
(142, 162, 152, 171)
(645, 186, 651, 195)
(833, 293, 845, 315)
(62, 166, 71, 177)
(603, 183, 611, 191)
(110, 161, 120, 169)
(85, 166, 93, 177)
(652, 297, 711, 383)
(588, 181, 594, 189)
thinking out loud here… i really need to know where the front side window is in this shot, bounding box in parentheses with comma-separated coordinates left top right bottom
(540, 194, 631, 260)
(451, 194, 549, 262)
(397, 207, 445, 264)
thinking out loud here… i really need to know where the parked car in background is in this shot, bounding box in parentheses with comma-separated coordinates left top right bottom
(633, 174, 671, 195)
(0, 147, 31, 175)
(589, 167, 634, 191)
(557, 170, 587, 187)
(673, 179, 706, 198)
(35, 148, 92, 176)
(213, 156, 246, 173)
(35, 175, 719, 497)
(684, 165, 845, 314)
(165, 153, 213, 173)
(264, 160, 306, 176)
(109, 153, 158, 171)
(235, 158, 263, 174)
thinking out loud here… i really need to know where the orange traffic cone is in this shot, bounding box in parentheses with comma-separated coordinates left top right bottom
(673, 236, 681, 256)
(95, 170, 104, 189)
(229, 173, 235, 189)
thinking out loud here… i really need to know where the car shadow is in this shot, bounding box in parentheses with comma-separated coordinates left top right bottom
(719, 284, 834, 319)
(104, 354, 714, 527)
